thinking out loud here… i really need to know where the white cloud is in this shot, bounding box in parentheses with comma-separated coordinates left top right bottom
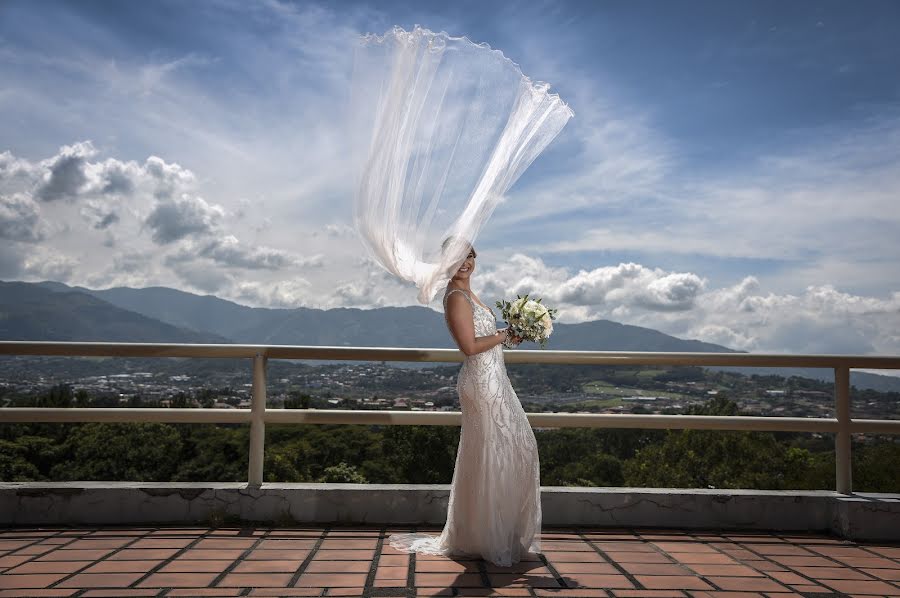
(475, 255, 706, 313)
(22, 247, 78, 282)
(142, 156, 196, 200)
(232, 278, 313, 308)
(0, 143, 324, 294)
(0, 150, 40, 187)
(144, 194, 225, 244)
(472, 254, 900, 355)
(692, 280, 900, 354)
(34, 141, 97, 202)
(168, 259, 233, 294)
(0, 192, 46, 242)
(164, 235, 324, 271)
(80, 198, 121, 230)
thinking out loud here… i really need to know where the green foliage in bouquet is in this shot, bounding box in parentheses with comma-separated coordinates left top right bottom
(495, 293, 558, 349)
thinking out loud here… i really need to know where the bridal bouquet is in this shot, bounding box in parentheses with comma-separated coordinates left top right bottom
(495, 294, 557, 349)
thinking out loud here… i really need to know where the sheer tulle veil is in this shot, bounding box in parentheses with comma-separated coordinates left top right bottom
(349, 25, 573, 304)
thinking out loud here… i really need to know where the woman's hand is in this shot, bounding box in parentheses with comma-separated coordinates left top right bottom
(498, 327, 523, 348)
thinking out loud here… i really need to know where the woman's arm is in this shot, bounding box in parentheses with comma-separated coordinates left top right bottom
(445, 292, 507, 356)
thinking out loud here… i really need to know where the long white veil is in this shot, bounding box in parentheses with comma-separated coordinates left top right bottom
(350, 26, 573, 304)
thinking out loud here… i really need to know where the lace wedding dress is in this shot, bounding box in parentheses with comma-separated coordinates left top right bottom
(387, 286, 542, 566)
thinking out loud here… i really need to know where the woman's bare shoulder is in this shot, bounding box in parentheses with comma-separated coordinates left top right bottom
(445, 289, 472, 311)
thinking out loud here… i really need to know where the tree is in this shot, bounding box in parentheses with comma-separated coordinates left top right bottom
(622, 398, 829, 490)
(0, 439, 41, 481)
(174, 424, 248, 482)
(854, 438, 900, 492)
(686, 395, 739, 416)
(172, 392, 189, 408)
(554, 453, 624, 487)
(263, 444, 307, 482)
(37, 383, 73, 408)
(52, 423, 183, 481)
(285, 392, 313, 409)
(317, 462, 368, 483)
(197, 388, 217, 409)
(381, 425, 460, 483)
(537, 428, 658, 487)
(75, 389, 90, 408)
(654, 367, 706, 383)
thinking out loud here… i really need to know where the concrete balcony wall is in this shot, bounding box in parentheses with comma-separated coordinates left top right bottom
(2, 482, 898, 542)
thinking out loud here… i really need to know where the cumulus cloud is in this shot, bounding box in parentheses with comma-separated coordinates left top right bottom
(144, 194, 224, 244)
(112, 251, 150, 274)
(0, 192, 46, 242)
(0, 144, 216, 244)
(96, 162, 136, 196)
(34, 141, 97, 202)
(0, 142, 319, 292)
(476, 254, 706, 313)
(22, 248, 78, 281)
(143, 155, 196, 200)
(326, 256, 416, 308)
(197, 236, 321, 270)
(82, 251, 163, 290)
(309, 222, 355, 238)
(474, 255, 900, 355)
(692, 279, 900, 354)
(80, 198, 121, 230)
(168, 259, 232, 294)
(232, 278, 313, 308)
(0, 150, 39, 186)
(164, 234, 323, 270)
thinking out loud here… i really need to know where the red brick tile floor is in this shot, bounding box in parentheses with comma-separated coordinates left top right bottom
(0, 526, 897, 597)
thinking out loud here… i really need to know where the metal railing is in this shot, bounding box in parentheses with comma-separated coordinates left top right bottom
(2, 341, 899, 494)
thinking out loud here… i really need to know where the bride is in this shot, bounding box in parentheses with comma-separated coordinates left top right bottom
(351, 24, 568, 568)
(388, 239, 542, 567)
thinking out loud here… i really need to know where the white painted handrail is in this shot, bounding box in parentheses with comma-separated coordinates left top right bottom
(2, 341, 899, 493)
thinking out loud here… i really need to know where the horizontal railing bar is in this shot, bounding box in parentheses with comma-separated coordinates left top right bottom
(530, 413, 840, 432)
(7, 407, 898, 435)
(0, 341, 271, 359)
(266, 409, 841, 433)
(2, 341, 900, 368)
(851, 419, 900, 434)
(0, 408, 252, 424)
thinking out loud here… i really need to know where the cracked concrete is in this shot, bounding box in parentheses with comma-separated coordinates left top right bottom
(1, 482, 897, 541)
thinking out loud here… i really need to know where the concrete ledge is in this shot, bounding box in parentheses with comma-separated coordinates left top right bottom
(2, 483, 898, 542)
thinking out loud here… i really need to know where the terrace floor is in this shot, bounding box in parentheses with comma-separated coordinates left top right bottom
(0, 526, 898, 597)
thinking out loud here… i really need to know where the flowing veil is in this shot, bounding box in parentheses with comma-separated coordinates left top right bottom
(350, 26, 574, 304)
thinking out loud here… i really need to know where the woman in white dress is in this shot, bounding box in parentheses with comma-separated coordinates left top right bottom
(388, 242, 543, 567)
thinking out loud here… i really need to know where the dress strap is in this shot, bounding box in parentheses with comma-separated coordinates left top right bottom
(444, 287, 475, 308)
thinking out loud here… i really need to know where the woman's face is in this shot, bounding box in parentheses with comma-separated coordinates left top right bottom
(451, 247, 476, 281)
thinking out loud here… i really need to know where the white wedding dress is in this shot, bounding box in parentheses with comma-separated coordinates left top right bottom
(387, 286, 542, 566)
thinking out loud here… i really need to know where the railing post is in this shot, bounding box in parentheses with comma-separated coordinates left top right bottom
(248, 352, 267, 486)
(834, 365, 852, 494)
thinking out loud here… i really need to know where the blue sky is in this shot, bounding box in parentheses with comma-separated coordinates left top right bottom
(1, 0, 899, 359)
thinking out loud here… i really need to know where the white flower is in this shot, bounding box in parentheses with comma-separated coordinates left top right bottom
(523, 299, 545, 319)
(541, 314, 554, 337)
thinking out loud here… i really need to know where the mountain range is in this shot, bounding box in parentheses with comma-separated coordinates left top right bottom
(1, 279, 897, 392)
